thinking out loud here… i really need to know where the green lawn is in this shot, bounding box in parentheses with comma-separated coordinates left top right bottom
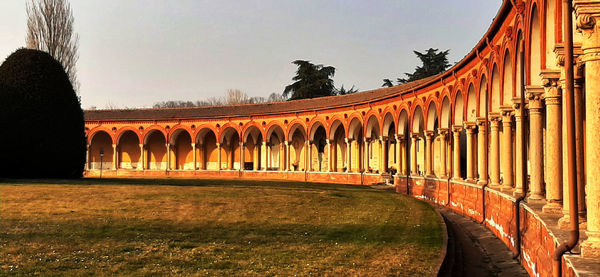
(0, 178, 442, 276)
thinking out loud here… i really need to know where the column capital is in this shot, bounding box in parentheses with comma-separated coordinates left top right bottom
(425, 130, 435, 138)
(500, 106, 513, 118)
(410, 133, 420, 140)
(284, 141, 289, 146)
(511, 97, 528, 115)
(216, 143, 221, 147)
(526, 86, 545, 110)
(489, 112, 502, 123)
(574, 3, 600, 61)
(452, 125, 463, 133)
(326, 139, 331, 144)
(541, 70, 563, 104)
(464, 122, 477, 133)
(438, 128, 449, 135)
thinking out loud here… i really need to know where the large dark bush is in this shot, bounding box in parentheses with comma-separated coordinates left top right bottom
(0, 48, 86, 178)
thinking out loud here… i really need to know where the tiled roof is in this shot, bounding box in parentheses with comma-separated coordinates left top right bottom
(84, 76, 437, 121)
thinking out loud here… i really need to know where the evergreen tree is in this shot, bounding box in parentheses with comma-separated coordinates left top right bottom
(283, 60, 336, 100)
(383, 48, 450, 86)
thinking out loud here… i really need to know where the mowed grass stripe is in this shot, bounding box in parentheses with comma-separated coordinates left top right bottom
(0, 179, 442, 276)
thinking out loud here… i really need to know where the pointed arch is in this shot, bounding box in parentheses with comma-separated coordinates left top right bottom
(466, 83, 477, 122)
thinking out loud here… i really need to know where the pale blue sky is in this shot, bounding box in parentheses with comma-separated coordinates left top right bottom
(0, 1, 502, 109)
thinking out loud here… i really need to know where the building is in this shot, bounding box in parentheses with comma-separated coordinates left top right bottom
(84, 1, 600, 276)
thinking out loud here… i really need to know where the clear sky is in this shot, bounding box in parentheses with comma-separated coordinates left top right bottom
(0, 1, 502, 109)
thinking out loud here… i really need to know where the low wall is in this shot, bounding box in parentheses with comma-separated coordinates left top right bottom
(402, 177, 579, 277)
(84, 169, 383, 185)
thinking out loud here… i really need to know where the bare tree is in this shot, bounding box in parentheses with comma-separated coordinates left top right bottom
(26, 0, 80, 93)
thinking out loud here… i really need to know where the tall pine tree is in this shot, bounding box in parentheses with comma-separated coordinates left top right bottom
(383, 48, 450, 87)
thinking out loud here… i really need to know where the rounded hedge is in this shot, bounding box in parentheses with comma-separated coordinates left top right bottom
(0, 48, 86, 178)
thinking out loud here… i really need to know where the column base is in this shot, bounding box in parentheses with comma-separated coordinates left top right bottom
(501, 185, 513, 192)
(426, 174, 436, 178)
(451, 177, 463, 182)
(477, 180, 488, 186)
(558, 213, 588, 230)
(542, 201, 563, 214)
(527, 193, 544, 201)
(489, 182, 502, 189)
(465, 178, 477, 184)
(512, 190, 524, 197)
(581, 232, 600, 259)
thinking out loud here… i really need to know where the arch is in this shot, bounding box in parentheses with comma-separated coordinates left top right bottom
(219, 125, 240, 144)
(365, 115, 381, 139)
(266, 124, 285, 142)
(170, 129, 193, 170)
(466, 84, 477, 122)
(168, 124, 193, 142)
(426, 101, 439, 131)
(308, 118, 327, 142)
(328, 119, 345, 141)
(145, 130, 167, 170)
(243, 125, 262, 144)
(412, 105, 425, 135)
(287, 122, 307, 143)
(478, 75, 488, 117)
(117, 130, 141, 169)
(453, 91, 464, 125)
(116, 126, 141, 145)
(502, 49, 514, 105)
(441, 97, 452, 129)
(196, 127, 218, 170)
(382, 112, 396, 137)
(88, 126, 115, 145)
(289, 126, 307, 171)
(143, 126, 167, 145)
(89, 130, 113, 170)
(348, 117, 363, 140)
(490, 64, 501, 113)
(398, 109, 410, 136)
(528, 3, 542, 86)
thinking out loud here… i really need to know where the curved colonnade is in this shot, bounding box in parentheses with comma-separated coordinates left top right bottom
(85, 1, 600, 276)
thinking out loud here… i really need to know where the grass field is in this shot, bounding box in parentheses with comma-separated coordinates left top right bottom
(0, 178, 442, 276)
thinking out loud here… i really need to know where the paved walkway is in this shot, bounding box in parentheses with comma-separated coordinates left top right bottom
(437, 208, 528, 277)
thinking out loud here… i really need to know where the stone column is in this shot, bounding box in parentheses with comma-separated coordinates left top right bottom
(284, 141, 290, 171)
(425, 131, 434, 177)
(511, 99, 525, 195)
(308, 141, 313, 171)
(379, 137, 385, 173)
(253, 144, 259, 171)
(345, 138, 351, 172)
(574, 4, 600, 257)
(229, 142, 235, 170)
(139, 144, 145, 170)
(363, 138, 369, 172)
(438, 129, 448, 178)
(262, 142, 267, 171)
(452, 125, 462, 180)
(400, 137, 408, 175)
(500, 107, 514, 191)
(199, 143, 205, 170)
(411, 134, 419, 176)
(395, 134, 403, 176)
(489, 115, 502, 187)
(240, 142, 245, 171)
(326, 139, 332, 172)
(192, 143, 197, 171)
(216, 143, 222, 170)
(542, 72, 563, 213)
(527, 89, 545, 200)
(112, 144, 118, 170)
(476, 119, 488, 186)
(267, 143, 272, 169)
(465, 123, 477, 182)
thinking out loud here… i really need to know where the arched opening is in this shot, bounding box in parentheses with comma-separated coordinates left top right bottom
(221, 127, 240, 170)
(329, 120, 346, 172)
(365, 115, 381, 173)
(382, 113, 396, 173)
(412, 106, 425, 176)
(503, 50, 514, 106)
(529, 5, 542, 86)
(267, 125, 285, 170)
(170, 129, 193, 170)
(89, 131, 113, 170)
(426, 101, 439, 177)
(398, 110, 410, 176)
(455, 91, 467, 179)
(491, 65, 501, 113)
(117, 130, 140, 169)
(348, 117, 364, 172)
(145, 130, 167, 170)
(311, 124, 327, 172)
(243, 126, 262, 170)
(289, 125, 307, 171)
(196, 128, 218, 170)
